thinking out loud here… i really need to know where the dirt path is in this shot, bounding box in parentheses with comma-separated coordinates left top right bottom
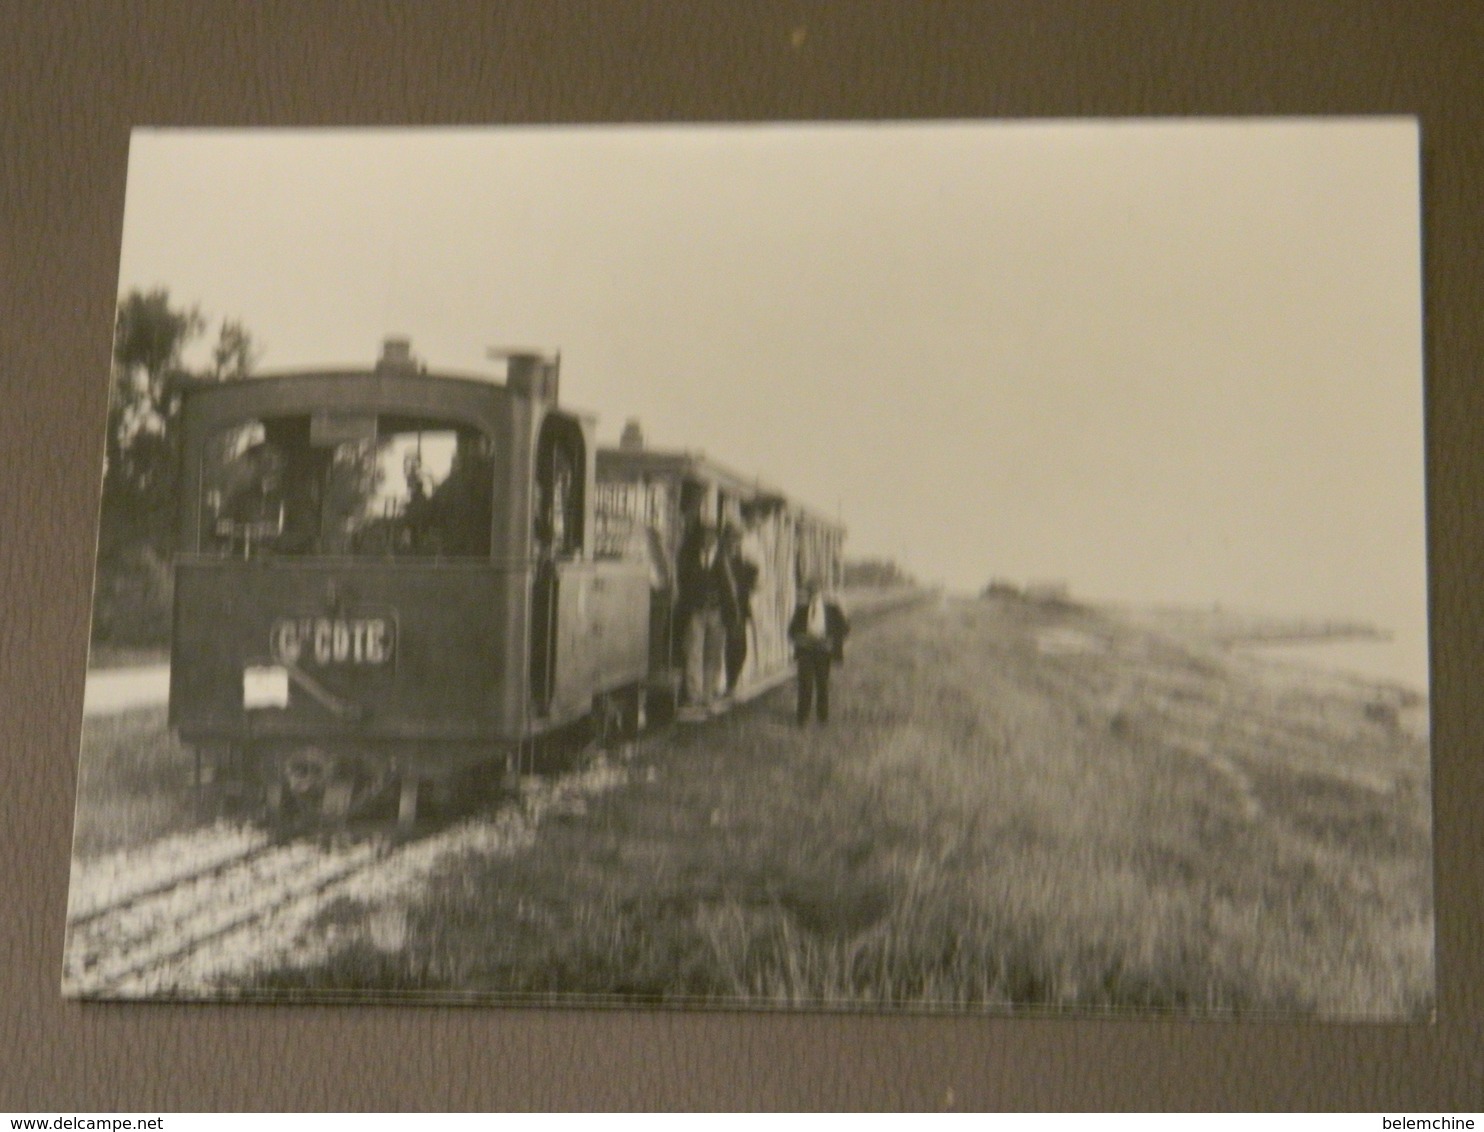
(83, 664, 170, 715)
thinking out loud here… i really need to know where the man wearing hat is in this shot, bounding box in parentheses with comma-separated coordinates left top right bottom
(788, 577, 849, 726)
(676, 519, 727, 720)
(719, 522, 759, 697)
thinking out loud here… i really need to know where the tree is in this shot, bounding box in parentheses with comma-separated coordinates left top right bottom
(103, 290, 203, 555)
(207, 318, 260, 382)
(95, 289, 259, 644)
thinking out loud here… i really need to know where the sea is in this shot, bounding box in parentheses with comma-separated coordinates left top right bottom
(1244, 631, 1430, 695)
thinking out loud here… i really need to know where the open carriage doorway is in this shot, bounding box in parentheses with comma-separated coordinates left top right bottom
(529, 414, 586, 717)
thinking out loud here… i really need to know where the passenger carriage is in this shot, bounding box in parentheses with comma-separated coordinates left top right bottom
(594, 435, 845, 702)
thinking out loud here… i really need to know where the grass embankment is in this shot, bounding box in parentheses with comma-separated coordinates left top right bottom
(269, 595, 1431, 1017)
(70, 707, 198, 859)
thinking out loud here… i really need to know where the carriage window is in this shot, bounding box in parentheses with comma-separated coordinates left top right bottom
(201, 415, 494, 558)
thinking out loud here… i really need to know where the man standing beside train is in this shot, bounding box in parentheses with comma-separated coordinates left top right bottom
(676, 520, 727, 721)
(788, 577, 849, 726)
(719, 522, 759, 698)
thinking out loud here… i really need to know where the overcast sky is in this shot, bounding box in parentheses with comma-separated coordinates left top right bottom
(115, 120, 1427, 673)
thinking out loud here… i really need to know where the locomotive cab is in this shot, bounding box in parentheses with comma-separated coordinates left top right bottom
(169, 343, 650, 824)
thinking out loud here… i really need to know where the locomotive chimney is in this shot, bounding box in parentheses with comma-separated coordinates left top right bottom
(619, 419, 644, 451)
(491, 348, 560, 404)
(377, 337, 419, 374)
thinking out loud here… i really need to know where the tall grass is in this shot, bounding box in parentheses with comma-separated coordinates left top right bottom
(245, 598, 1436, 1016)
(70, 707, 199, 859)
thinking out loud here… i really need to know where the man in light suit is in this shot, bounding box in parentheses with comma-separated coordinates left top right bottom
(787, 577, 849, 726)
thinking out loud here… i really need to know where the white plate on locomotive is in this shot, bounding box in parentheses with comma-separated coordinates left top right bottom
(242, 666, 290, 711)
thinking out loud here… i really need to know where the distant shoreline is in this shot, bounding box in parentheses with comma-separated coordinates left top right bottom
(1104, 603, 1391, 647)
(1238, 636, 1428, 700)
(1215, 625, 1392, 647)
(1088, 601, 1425, 696)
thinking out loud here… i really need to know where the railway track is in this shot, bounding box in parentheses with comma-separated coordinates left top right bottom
(63, 832, 393, 996)
(63, 757, 634, 998)
(64, 599, 930, 998)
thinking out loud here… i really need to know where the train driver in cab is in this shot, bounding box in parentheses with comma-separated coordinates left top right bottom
(218, 441, 286, 547)
(218, 438, 318, 555)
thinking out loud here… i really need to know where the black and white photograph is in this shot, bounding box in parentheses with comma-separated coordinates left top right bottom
(62, 120, 1431, 1018)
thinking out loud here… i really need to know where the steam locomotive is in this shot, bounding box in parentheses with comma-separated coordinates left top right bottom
(168, 339, 843, 825)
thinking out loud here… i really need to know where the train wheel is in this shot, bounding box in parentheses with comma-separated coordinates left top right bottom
(595, 692, 625, 747)
(276, 746, 334, 825)
(594, 686, 646, 759)
(190, 742, 238, 820)
(397, 776, 420, 829)
(274, 747, 391, 825)
(628, 687, 649, 736)
(282, 746, 333, 799)
(322, 762, 392, 823)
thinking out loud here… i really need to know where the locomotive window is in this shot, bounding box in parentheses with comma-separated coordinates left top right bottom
(201, 415, 494, 558)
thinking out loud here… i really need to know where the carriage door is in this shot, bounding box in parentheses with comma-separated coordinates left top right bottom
(529, 415, 586, 716)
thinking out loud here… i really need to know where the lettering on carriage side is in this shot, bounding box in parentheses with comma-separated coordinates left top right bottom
(271, 615, 396, 666)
